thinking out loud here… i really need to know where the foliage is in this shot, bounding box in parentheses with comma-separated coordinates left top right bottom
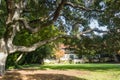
(54, 48, 65, 62)
(18, 44, 54, 64)
(6, 44, 55, 69)
(6, 52, 21, 69)
(54, 49, 65, 59)
(6, 24, 62, 67)
(14, 25, 61, 46)
(0, 0, 120, 67)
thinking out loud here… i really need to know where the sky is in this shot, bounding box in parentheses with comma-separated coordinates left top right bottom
(89, 18, 108, 36)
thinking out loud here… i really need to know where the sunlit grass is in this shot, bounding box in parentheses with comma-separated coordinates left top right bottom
(13, 63, 120, 80)
(42, 64, 120, 70)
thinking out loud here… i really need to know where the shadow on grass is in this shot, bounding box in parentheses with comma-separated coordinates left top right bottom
(2, 71, 22, 80)
(26, 74, 86, 80)
(2, 71, 86, 80)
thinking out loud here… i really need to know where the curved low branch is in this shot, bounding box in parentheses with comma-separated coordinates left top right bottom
(65, 2, 103, 12)
(81, 29, 108, 34)
(12, 35, 66, 53)
(76, 28, 108, 38)
(9, 28, 108, 54)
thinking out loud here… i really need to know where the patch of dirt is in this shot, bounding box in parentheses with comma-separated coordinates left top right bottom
(1, 70, 90, 80)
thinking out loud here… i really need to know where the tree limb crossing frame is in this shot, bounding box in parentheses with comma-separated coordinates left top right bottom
(4, 0, 106, 54)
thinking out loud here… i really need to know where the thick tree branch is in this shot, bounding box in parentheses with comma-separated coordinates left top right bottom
(5, 0, 23, 54)
(18, 18, 53, 33)
(9, 28, 108, 54)
(53, 0, 66, 21)
(77, 28, 108, 37)
(18, 0, 66, 33)
(6, 0, 15, 25)
(19, 0, 28, 9)
(12, 35, 65, 53)
(65, 2, 103, 12)
(85, 28, 108, 34)
(7, 23, 19, 53)
(9, 23, 18, 42)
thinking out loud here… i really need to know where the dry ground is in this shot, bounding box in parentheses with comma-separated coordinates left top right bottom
(0, 70, 89, 80)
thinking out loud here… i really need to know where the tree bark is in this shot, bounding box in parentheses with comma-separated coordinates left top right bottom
(0, 52, 8, 76)
(113, 54, 119, 63)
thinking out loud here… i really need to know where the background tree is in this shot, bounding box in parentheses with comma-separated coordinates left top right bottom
(53, 43, 65, 63)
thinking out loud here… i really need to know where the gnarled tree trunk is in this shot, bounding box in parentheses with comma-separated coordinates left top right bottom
(0, 38, 9, 75)
(0, 53, 8, 76)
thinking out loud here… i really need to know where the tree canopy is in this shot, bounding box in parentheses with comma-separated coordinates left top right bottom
(0, 0, 119, 54)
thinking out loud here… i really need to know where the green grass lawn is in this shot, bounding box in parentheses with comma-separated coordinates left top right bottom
(15, 63, 120, 80)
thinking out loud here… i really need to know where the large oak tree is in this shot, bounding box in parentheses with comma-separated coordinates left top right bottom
(0, 0, 120, 75)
